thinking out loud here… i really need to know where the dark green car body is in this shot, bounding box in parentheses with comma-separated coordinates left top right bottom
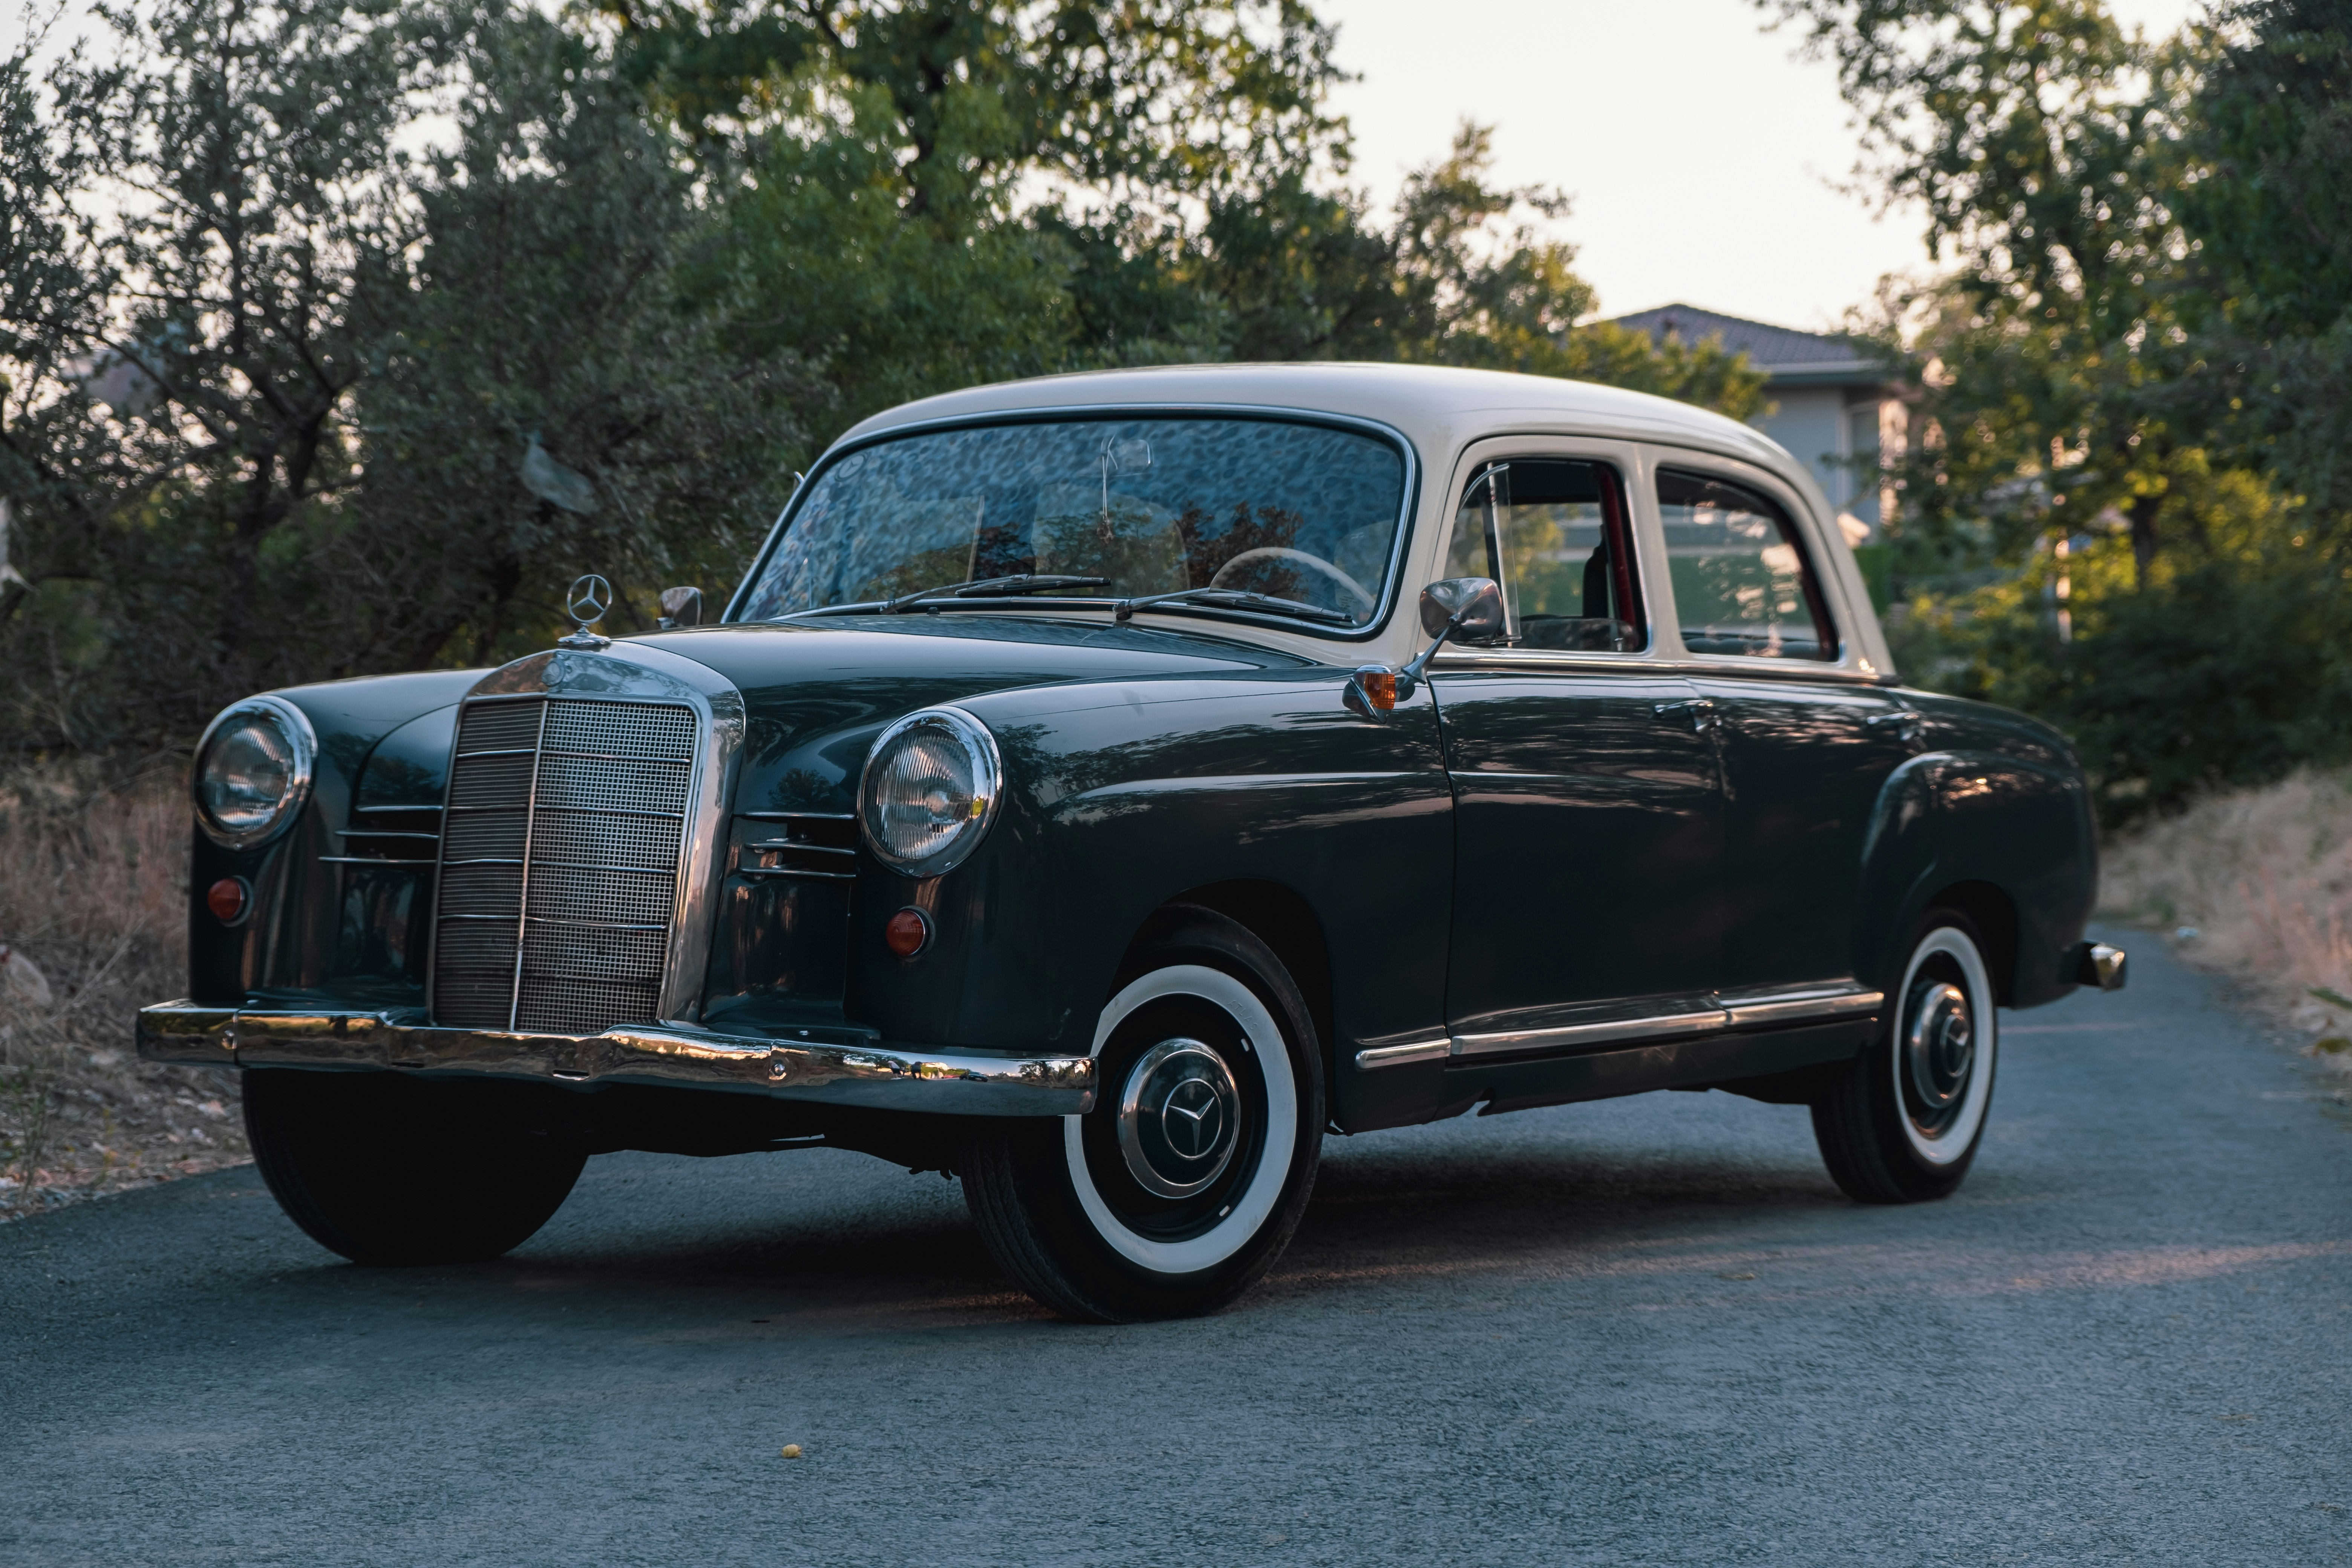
(150, 363, 2105, 1177)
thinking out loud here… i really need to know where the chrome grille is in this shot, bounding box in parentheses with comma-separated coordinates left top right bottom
(430, 696, 700, 1035)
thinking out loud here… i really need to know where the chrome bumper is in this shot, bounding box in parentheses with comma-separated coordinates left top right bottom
(136, 1001, 1096, 1116)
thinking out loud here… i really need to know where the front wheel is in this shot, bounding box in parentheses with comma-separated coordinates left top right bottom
(1811, 913, 1999, 1204)
(244, 1069, 586, 1265)
(963, 910, 1325, 1321)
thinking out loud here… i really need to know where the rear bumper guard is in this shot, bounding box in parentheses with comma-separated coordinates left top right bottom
(2068, 941, 2129, 992)
(136, 1001, 1096, 1116)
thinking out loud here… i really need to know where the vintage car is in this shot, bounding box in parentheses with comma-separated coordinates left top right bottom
(139, 363, 2127, 1321)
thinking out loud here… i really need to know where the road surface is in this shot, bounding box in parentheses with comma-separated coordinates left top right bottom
(5, 928, 2347, 1566)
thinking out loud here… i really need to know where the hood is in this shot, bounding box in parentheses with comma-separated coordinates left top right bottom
(627, 614, 1308, 816)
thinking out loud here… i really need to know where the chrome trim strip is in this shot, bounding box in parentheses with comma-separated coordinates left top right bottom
(740, 868, 858, 882)
(135, 1003, 1095, 1116)
(737, 811, 856, 822)
(1354, 1039, 1451, 1070)
(1716, 985, 1883, 1029)
(334, 829, 441, 840)
(1449, 1008, 1727, 1060)
(742, 839, 857, 856)
(507, 697, 551, 1031)
(320, 856, 439, 867)
(1442, 983, 1887, 1063)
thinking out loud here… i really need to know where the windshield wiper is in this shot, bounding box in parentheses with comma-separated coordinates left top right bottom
(1113, 586, 1357, 626)
(882, 573, 1109, 613)
(773, 574, 1109, 621)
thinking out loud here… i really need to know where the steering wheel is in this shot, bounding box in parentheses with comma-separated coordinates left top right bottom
(1208, 548, 1377, 614)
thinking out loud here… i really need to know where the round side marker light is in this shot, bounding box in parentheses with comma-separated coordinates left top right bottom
(207, 876, 251, 925)
(884, 907, 932, 958)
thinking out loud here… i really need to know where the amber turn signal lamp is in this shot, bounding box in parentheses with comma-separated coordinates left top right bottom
(1354, 669, 1398, 711)
(884, 906, 932, 958)
(206, 876, 251, 925)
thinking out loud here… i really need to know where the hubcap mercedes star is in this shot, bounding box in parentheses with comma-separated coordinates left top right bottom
(1116, 1038, 1243, 1198)
(1903, 979, 1974, 1133)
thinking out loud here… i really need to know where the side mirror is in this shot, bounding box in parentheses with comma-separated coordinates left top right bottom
(1418, 576, 1505, 643)
(1345, 576, 1504, 720)
(658, 585, 703, 630)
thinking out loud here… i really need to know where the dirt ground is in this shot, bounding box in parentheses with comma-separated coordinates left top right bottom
(0, 767, 249, 1222)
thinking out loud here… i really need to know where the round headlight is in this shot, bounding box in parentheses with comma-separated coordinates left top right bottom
(858, 707, 1002, 878)
(193, 696, 316, 849)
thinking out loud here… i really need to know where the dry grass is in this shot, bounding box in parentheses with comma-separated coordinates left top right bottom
(0, 763, 248, 1221)
(2099, 768, 2352, 1075)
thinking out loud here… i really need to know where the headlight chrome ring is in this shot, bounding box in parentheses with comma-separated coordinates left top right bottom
(192, 695, 317, 850)
(858, 706, 1003, 879)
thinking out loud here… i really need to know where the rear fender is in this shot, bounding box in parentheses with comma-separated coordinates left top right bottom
(1858, 749, 2096, 1008)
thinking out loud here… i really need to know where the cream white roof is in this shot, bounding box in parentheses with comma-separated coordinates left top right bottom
(841, 361, 1794, 472)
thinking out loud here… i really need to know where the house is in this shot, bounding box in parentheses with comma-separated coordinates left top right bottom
(1607, 304, 1902, 543)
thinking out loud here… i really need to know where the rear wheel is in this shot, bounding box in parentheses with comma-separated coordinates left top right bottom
(963, 911, 1324, 1321)
(244, 1069, 585, 1265)
(1811, 913, 1998, 1204)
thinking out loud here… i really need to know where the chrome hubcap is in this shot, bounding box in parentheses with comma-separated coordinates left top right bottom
(1903, 980, 1974, 1130)
(1116, 1038, 1242, 1198)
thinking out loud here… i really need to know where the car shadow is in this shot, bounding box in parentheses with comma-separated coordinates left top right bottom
(241, 1120, 1852, 1331)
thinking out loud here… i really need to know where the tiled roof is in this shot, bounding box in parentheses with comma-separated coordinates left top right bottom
(1606, 303, 1881, 378)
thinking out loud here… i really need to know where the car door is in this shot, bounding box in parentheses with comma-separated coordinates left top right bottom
(1429, 446, 1726, 1054)
(1654, 464, 1918, 999)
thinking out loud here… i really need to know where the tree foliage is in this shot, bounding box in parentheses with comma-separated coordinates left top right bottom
(1769, 0, 2352, 820)
(1, 0, 1764, 758)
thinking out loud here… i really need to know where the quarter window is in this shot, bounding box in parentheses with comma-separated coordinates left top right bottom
(1657, 470, 1837, 661)
(1444, 459, 1645, 652)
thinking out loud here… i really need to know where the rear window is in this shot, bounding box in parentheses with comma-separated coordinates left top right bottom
(1657, 470, 1837, 661)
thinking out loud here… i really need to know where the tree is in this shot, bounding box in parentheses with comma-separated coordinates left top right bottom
(0, 0, 804, 752)
(1762, 0, 2200, 583)
(620, 1, 1767, 433)
(2171, 0, 2352, 530)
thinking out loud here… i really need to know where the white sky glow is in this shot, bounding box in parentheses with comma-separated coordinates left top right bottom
(1317, 0, 2203, 332)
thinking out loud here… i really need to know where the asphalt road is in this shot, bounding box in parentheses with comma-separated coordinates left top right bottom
(5, 928, 2349, 1567)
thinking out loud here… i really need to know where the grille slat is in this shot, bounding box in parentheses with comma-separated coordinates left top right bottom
(430, 697, 698, 1034)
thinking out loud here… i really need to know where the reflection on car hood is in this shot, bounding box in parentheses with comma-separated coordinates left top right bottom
(629, 615, 1308, 816)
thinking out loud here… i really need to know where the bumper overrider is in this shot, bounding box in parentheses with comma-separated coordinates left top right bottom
(137, 1002, 1096, 1116)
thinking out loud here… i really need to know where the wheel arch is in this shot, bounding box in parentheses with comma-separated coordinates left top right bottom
(1118, 881, 1336, 1083)
(1919, 879, 2021, 1008)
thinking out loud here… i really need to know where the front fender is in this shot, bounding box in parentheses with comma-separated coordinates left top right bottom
(839, 670, 1454, 1076)
(187, 670, 482, 1005)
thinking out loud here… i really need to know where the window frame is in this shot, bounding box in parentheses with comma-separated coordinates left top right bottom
(720, 403, 1424, 645)
(1649, 459, 1850, 669)
(1429, 440, 1657, 664)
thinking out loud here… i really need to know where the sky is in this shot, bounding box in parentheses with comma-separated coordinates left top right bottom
(1316, 0, 2204, 334)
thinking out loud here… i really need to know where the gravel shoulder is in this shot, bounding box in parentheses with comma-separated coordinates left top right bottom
(3, 927, 2347, 1567)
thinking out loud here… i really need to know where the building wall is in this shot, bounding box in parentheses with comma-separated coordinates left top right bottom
(1751, 384, 1896, 540)
(1755, 387, 1849, 514)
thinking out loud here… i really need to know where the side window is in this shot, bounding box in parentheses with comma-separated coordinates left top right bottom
(1657, 469, 1838, 661)
(1444, 459, 1645, 652)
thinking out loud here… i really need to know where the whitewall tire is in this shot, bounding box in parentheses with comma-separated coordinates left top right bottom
(1811, 912, 2000, 1204)
(964, 910, 1324, 1321)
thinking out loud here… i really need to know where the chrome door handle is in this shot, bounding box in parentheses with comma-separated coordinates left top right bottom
(1652, 698, 1718, 733)
(1866, 709, 1923, 738)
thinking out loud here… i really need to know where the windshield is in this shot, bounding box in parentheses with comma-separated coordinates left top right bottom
(732, 416, 1410, 629)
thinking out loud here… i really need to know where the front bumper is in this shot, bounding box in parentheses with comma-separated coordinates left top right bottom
(137, 1001, 1096, 1116)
